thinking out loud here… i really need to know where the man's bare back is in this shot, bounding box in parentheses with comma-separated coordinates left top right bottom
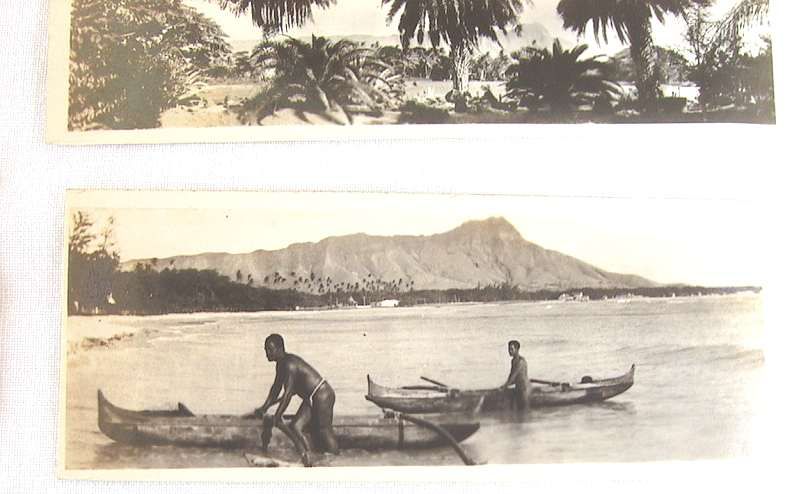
(274, 353, 324, 400)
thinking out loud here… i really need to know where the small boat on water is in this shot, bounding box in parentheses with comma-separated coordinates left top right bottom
(366, 364, 635, 414)
(97, 390, 480, 451)
(366, 377, 486, 414)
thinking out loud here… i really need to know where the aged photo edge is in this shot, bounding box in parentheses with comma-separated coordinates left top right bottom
(45, 0, 71, 144)
(57, 190, 73, 477)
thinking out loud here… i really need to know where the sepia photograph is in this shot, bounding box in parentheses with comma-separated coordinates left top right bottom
(60, 190, 765, 477)
(48, 0, 775, 143)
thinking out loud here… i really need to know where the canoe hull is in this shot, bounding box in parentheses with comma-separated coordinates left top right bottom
(98, 391, 479, 450)
(366, 365, 635, 414)
(365, 376, 485, 414)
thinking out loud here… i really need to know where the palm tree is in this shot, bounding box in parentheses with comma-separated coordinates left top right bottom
(506, 40, 620, 113)
(381, 0, 526, 110)
(222, 1, 524, 104)
(248, 35, 401, 122)
(689, 0, 771, 112)
(556, 0, 709, 107)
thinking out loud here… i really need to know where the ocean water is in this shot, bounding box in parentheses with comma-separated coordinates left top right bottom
(64, 293, 764, 469)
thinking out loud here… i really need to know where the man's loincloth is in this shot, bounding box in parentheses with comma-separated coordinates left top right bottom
(308, 379, 335, 428)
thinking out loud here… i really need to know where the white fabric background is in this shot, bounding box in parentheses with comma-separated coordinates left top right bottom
(2, 1, 806, 493)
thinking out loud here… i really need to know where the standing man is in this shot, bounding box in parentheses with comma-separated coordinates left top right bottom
(501, 339, 530, 410)
(254, 334, 339, 457)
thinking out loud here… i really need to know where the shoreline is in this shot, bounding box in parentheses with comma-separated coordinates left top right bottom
(66, 289, 762, 320)
(64, 291, 762, 357)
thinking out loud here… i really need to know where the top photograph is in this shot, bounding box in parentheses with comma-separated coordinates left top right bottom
(47, 0, 775, 143)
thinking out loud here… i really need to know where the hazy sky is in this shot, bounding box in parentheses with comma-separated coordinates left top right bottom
(68, 191, 765, 287)
(185, 0, 757, 56)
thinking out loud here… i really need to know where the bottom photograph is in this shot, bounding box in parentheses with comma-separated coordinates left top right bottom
(61, 190, 764, 473)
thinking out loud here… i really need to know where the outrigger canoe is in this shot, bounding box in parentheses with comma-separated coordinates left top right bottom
(366, 364, 635, 414)
(97, 390, 479, 450)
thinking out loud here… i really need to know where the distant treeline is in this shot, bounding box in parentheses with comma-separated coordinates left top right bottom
(396, 284, 760, 307)
(71, 263, 759, 316)
(67, 212, 760, 316)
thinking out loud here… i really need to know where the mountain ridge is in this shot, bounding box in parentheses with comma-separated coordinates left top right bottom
(122, 217, 655, 292)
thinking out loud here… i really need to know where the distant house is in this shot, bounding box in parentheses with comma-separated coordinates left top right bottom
(558, 292, 589, 302)
(374, 299, 400, 308)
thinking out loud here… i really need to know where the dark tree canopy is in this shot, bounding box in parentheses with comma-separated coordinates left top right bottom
(215, 0, 336, 32)
(70, 0, 231, 129)
(556, 0, 709, 106)
(506, 40, 620, 112)
(382, 0, 527, 49)
(556, 0, 709, 44)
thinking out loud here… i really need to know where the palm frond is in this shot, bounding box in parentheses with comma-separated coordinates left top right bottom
(556, 0, 710, 44)
(505, 38, 617, 112)
(382, 0, 527, 50)
(710, 0, 769, 48)
(245, 34, 405, 122)
(215, 0, 336, 32)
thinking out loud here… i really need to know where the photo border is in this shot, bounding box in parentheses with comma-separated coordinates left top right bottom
(58, 189, 768, 481)
(46, 1, 779, 145)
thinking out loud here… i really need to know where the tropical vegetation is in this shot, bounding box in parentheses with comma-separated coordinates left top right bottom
(505, 39, 620, 113)
(68, 212, 119, 313)
(243, 35, 403, 122)
(67, 0, 775, 126)
(711, 0, 769, 47)
(69, 0, 232, 129)
(380, 0, 526, 110)
(679, 0, 773, 116)
(556, 0, 711, 108)
(215, 0, 336, 32)
(218, 0, 525, 111)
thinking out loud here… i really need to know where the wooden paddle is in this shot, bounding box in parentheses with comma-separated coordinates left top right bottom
(420, 376, 450, 389)
(399, 413, 478, 466)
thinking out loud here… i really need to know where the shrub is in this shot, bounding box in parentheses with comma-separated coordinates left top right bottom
(69, 0, 231, 130)
(247, 35, 403, 123)
(505, 39, 620, 113)
(658, 97, 688, 113)
(398, 101, 451, 124)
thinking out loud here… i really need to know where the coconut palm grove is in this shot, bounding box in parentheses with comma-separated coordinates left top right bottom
(68, 0, 774, 129)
